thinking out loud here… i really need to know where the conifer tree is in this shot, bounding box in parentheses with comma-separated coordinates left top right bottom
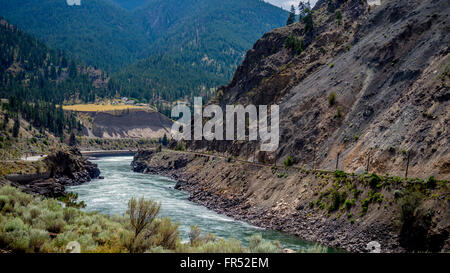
(286, 5, 296, 26)
(12, 114, 20, 138)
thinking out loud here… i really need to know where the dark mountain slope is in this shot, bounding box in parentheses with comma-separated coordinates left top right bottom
(0, 0, 152, 71)
(192, 0, 450, 180)
(108, 0, 147, 10)
(0, 19, 111, 103)
(112, 0, 288, 106)
(1, 0, 287, 105)
(0, 18, 115, 138)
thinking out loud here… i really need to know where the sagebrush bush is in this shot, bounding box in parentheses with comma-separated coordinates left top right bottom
(0, 195, 9, 211)
(29, 229, 49, 252)
(249, 233, 282, 253)
(194, 238, 246, 253)
(149, 217, 180, 250)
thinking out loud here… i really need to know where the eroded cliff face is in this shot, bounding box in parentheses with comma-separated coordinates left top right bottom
(132, 150, 449, 253)
(81, 109, 173, 139)
(188, 0, 450, 180)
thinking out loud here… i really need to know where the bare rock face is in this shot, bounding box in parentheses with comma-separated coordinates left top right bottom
(189, 0, 450, 180)
(83, 110, 172, 139)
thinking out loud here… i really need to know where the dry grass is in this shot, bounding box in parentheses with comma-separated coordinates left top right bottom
(62, 104, 145, 112)
(0, 161, 48, 177)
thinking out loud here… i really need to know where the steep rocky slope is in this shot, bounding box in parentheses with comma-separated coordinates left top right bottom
(190, 0, 450, 180)
(132, 150, 449, 252)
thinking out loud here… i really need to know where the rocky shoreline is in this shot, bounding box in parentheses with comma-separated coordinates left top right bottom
(131, 150, 449, 253)
(1, 148, 100, 197)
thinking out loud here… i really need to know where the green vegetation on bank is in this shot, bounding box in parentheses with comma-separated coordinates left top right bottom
(305, 169, 448, 226)
(0, 186, 325, 253)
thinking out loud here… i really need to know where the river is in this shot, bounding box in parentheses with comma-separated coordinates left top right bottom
(68, 156, 338, 252)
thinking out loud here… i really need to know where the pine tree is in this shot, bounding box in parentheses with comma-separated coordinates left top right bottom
(2, 112, 9, 130)
(298, 1, 306, 21)
(162, 133, 168, 146)
(12, 114, 20, 138)
(69, 132, 77, 147)
(286, 5, 296, 26)
(69, 60, 77, 78)
(302, 1, 314, 33)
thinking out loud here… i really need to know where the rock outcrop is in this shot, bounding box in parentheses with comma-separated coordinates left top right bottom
(2, 148, 100, 197)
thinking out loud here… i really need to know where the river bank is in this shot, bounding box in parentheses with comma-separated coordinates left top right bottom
(131, 149, 450, 253)
(0, 148, 100, 197)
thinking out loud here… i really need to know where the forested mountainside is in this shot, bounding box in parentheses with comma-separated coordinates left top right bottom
(107, 0, 147, 10)
(0, 0, 152, 71)
(0, 18, 112, 138)
(1, 0, 287, 105)
(189, 0, 450, 180)
(111, 0, 288, 104)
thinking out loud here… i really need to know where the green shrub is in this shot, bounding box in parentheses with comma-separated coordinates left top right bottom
(361, 198, 370, 215)
(149, 217, 180, 250)
(195, 238, 246, 253)
(336, 106, 343, 118)
(335, 10, 343, 22)
(174, 142, 186, 151)
(0, 195, 10, 211)
(426, 176, 437, 189)
(334, 170, 347, 179)
(328, 189, 346, 212)
(328, 92, 337, 106)
(58, 192, 86, 209)
(399, 191, 423, 225)
(285, 34, 304, 55)
(29, 229, 49, 252)
(189, 225, 202, 247)
(284, 156, 294, 167)
(368, 173, 382, 188)
(344, 199, 354, 210)
(0, 217, 30, 252)
(248, 233, 282, 253)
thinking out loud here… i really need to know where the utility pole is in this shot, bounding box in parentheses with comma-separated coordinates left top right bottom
(312, 145, 316, 170)
(246, 144, 250, 163)
(253, 145, 255, 163)
(366, 150, 371, 173)
(336, 152, 341, 170)
(405, 151, 410, 179)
